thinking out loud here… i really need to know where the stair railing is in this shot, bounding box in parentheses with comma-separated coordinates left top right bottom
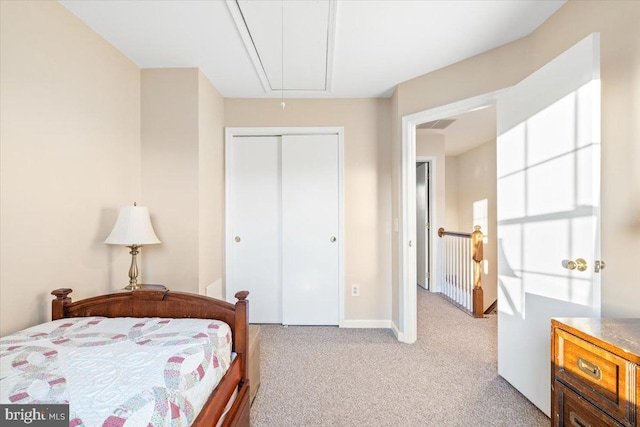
(437, 225, 484, 318)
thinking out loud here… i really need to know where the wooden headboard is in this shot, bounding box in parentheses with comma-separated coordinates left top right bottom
(51, 287, 250, 381)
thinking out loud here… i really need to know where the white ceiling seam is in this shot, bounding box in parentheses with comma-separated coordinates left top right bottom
(225, 0, 272, 93)
(324, 0, 337, 93)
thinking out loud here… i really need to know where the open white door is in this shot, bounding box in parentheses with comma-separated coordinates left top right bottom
(497, 34, 601, 415)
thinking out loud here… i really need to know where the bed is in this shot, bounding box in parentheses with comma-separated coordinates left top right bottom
(0, 287, 250, 427)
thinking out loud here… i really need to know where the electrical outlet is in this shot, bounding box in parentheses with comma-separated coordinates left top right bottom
(351, 284, 360, 297)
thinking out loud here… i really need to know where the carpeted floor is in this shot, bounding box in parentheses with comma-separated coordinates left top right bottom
(250, 287, 549, 426)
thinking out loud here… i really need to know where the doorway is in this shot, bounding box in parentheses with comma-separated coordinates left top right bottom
(400, 90, 505, 344)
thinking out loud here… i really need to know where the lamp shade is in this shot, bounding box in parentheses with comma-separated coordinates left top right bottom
(104, 205, 161, 245)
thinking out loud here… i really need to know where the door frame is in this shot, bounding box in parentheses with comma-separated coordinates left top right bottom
(399, 90, 507, 343)
(225, 127, 345, 323)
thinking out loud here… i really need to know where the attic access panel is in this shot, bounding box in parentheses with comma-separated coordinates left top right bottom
(234, 0, 331, 92)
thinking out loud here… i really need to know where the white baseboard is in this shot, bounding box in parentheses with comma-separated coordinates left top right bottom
(205, 278, 223, 299)
(338, 319, 392, 329)
(335, 320, 407, 342)
(391, 321, 405, 341)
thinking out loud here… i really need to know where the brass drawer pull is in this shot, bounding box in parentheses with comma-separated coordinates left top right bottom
(577, 357, 602, 381)
(569, 411, 591, 427)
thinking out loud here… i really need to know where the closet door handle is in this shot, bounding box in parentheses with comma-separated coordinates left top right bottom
(330, 236, 337, 243)
(235, 236, 241, 243)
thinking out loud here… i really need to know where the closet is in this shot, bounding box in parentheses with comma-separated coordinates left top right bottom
(225, 131, 342, 325)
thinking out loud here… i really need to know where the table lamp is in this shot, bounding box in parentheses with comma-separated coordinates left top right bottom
(104, 202, 161, 290)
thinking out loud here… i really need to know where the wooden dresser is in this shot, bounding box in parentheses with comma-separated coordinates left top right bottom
(551, 318, 640, 427)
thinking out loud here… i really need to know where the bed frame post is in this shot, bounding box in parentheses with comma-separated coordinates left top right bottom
(51, 288, 73, 320)
(234, 291, 250, 383)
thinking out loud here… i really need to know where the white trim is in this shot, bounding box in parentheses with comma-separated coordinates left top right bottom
(339, 320, 392, 329)
(400, 90, 508, 344)
(391, 321, 404, 341)
(226, 127, 343, 137)
(225, 126, 345, 325)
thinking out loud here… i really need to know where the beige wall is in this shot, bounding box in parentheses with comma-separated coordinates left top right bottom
(141, 68, 199, 293)
(198, 71, 225, 297)
(0, 1, 141, 335)
(445, 156, 459, 230)
(141, 68, 225, 295)
(416, 131, 446, 243)
(225, 99, 392, 321)
(392, 0, 640, 326)
(454, 140, 497, 310)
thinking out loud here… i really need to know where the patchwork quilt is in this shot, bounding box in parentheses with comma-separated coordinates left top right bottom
(0, 317, 233, 426)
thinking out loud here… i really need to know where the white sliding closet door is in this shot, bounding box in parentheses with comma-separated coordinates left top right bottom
(228, 136, 281, 323)
(282, 134, 339, 325)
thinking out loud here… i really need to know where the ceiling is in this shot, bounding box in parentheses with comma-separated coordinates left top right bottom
(58, 1, 557, 156)
(419, 105, 497, 156)
(59, 0, 566, 99)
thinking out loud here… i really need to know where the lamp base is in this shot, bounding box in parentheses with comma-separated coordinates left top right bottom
(123, 282, 141, 291)
(122, 283, 166, 292)
(124, 245, 142, 291)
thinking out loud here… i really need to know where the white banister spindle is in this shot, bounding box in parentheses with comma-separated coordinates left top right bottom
(467, 240, 472, 311)
(468, 240, 472, 310)
(463, 239, 468, 310)
(449, 237, 452, 299)
(468, 240, 472, 311)
(442, 237, 446, 296)
(456, 238, 459, 301)
(462, 240, 467, 308)
(454, 238, 457, 303)
(459, 239, 462, 307)
(460, 239, 469, 308)
(458, 239, 462, 307)
(456, 239, 461, 304)
(448, 237, 452, 302)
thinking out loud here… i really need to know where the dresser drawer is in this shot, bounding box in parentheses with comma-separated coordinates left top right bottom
(554, 329, 633, 425)
(554, 381, 624, 427)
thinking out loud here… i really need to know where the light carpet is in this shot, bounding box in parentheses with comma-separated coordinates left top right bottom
(250, 287, 548, 426)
